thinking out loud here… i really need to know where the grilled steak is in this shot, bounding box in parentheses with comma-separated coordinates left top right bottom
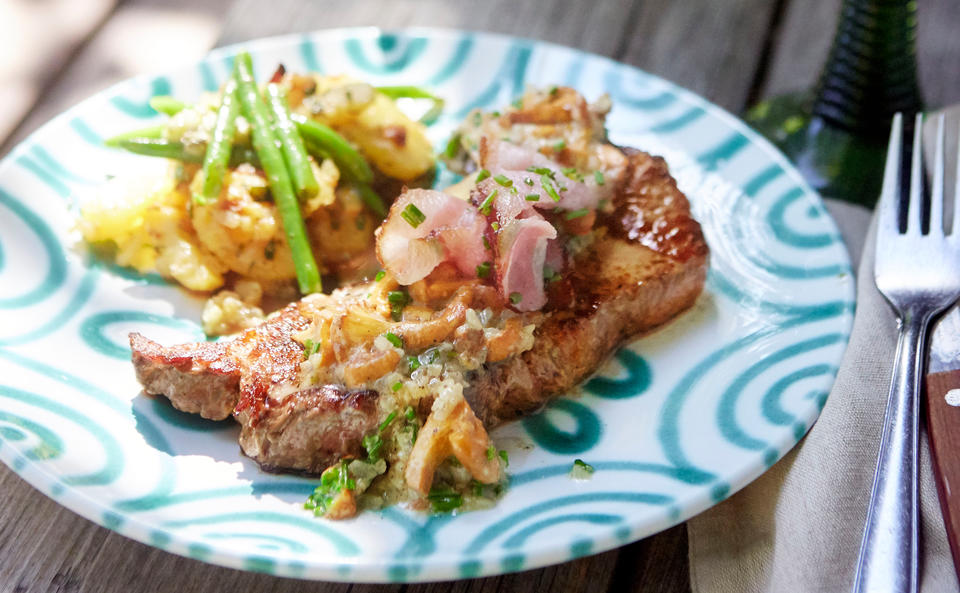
(130, 149, 708, 474)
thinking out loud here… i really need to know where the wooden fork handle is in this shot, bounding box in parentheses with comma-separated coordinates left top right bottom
(925, 369, 960, 584)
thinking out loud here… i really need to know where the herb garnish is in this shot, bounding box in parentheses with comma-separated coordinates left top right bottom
(427, 488, 463, 513)
(541, 175, 561, 202)
(570, 458, 595, 480)
(302, 338, 322, 360)
(401, 203, 426, 228)
(304, 461, 355, 516)
(476, 261, 492, 279)
(387, 290, 411, 321)
(564, 208, 590, 220)
(479, 190, 498, 216)
(509, 292, 523, 305)
(475, 168, 491, 183)
(443, 133, 461, 158)
(384, 332, 404, 349)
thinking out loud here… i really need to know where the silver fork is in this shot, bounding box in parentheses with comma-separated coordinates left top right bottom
(853, 113, 960, 593)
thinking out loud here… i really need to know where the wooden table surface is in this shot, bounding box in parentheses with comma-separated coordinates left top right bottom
(1, 1, 958, 591)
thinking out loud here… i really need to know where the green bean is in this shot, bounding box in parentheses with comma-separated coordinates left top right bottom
(353, 183, 388, 218)
(109, 137, 259, 167)
(234, 51, 321, 294)
(291, 113, 373, 185)
(302, 137, 387, 217)
(149, 96, 188, 116)
(197, 79, 241, 205)
(104, 125, 165, 146)
(110, 137, 205, 161)
(375, 85, 444, 124)
(375, 86, 442, 101)
(265, 83, 319, 201)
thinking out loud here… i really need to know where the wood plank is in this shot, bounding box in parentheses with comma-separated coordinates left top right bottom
(616, 0, 781, 112)
(0, 0, 117, 147)
(758, 0, 960, 108)
(219, 0, 637, 59)
(0, 0, 229, 156)
(925, 369, 960, 585)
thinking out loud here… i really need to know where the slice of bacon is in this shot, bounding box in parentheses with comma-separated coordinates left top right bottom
(375, 189, 487, 285)
(479, 141, 602, 211)
(495, 212, 556, 311)
(472, 180, 557, 311)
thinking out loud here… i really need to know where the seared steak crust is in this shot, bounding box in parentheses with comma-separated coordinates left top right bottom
(237, 385, 378, 474)
(129, 149, 707, 473)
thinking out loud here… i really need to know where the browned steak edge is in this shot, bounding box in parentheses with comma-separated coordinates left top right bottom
(129, 332, 240, 420)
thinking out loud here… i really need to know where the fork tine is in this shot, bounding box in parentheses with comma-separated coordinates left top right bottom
(930, 114, 945, 235)
(878, 113, 904, 236)
(906, 113, 925, 234)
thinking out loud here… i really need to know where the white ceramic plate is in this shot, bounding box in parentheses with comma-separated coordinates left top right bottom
(0, 28, 854, 582)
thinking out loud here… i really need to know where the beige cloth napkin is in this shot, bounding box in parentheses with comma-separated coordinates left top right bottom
(688, 106, 960, 593)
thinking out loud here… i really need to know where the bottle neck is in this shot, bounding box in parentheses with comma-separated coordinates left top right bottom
(812, 0, 923, 139)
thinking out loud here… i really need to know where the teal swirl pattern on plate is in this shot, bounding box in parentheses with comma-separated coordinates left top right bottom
(0, 28, 854, 582)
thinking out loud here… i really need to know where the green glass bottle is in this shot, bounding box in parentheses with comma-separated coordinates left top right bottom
(745, 0, 922, 207)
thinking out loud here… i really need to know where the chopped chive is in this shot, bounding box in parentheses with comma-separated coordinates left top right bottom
(374, 270, 385, 282)
(491, 221, 500, 232)
(509, 292, 522, 305)
(544, 266, 562, 283)
(472, 481, 484, 496)
(388, 290, 411, 321)
(525, 193, 540, 201)
(483, 236, 491, 250)
(378, 411, 398, 432)
(491, 110, 500, 117)
(427, 488, 463, 513)
(493, 174, 513, 188)
(479, 189, 498, 216)
(486, 445, 496, 460)
(475, 168, 491, 183)
(541, 175, 561, 202)
(302, 339, 321, 359)
(444, 133, 461, 158)
(573, 459, 594, 473)
(476, 261, 492, 278)
(499, 450, 509, 466)
(392, 381, 403, 392)
(594, 170, 605, 186)
(564, 208, 590, 220)
(597, 198, 609, 210)
(385, 332, 404, 349)
(553, 139, 566, 152)
(548, 85, 559, 96)
(523, 176, 534, 186)
(362, 433, 384, 461)
(408, 355, 421, 371)
(405, 406, 416, 421)
(401, 203, 426, 228)
(561, 167, 584, 182)
(526, 166, 553, 177)
(511, 97, 523, 109)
